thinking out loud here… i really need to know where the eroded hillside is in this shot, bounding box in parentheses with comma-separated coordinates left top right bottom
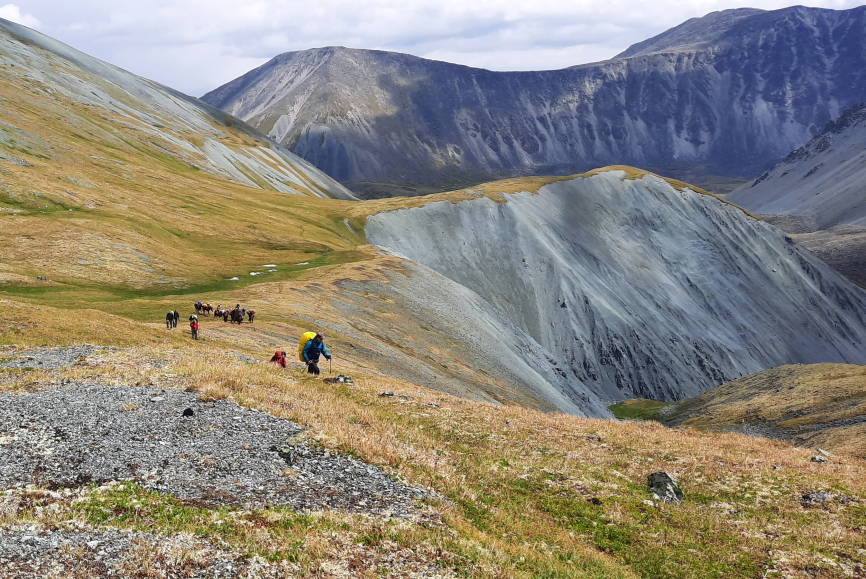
(364, 170, 866, 414)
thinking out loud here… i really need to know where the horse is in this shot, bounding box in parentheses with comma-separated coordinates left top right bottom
(222, 310, 230, 322)
(194, 302, 203, 315)
(231, 308, 244, 324)
(202, 303, 214, 317)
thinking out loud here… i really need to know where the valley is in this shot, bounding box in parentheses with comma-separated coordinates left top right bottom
(1, 8, 866, 579)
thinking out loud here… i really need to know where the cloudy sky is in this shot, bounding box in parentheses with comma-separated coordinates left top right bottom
(2, 1, 864, 97)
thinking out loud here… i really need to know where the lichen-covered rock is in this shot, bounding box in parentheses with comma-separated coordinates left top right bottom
(647, 471, 684, 503)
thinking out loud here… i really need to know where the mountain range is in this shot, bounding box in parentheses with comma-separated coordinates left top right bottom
(202, 6, 866, 196)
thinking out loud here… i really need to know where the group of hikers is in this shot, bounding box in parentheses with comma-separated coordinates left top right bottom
(165, 304, 331, 374)
(165, 302, 253, 340)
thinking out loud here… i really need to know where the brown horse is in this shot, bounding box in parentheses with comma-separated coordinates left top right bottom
(202, 303, 214, 316)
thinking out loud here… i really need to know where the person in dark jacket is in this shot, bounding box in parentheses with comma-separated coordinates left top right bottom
(172, 310, 180, 328)
(302, 333, 331, 375)
(165, 311, 174, 330)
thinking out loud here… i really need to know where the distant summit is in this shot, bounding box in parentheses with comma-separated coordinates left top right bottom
(202, 6, 866, 197)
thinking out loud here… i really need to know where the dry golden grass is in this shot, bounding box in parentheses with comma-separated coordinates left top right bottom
(657, 364, 866, 458)
(2, 304, 865, 578)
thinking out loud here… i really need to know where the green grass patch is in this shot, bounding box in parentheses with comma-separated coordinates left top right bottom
(609, 399, 676, 421)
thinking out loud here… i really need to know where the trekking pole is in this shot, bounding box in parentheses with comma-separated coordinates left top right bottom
(329, 356, 332, 374)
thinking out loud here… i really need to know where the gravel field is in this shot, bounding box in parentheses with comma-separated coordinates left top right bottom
(0, 384, 427, 514)
(0, 524, 285, 579)
(0, 346, 97, 370)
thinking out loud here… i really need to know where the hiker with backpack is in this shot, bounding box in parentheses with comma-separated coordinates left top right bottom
(190, 317, 200, 340)
(172, 310, 180, 328)
(270, 350, 288, 368)
(165, 311, 174, 330)
(300, 333, 331, 375)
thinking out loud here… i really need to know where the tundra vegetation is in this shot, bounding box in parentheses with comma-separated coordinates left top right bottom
(0, 23, 864, 576)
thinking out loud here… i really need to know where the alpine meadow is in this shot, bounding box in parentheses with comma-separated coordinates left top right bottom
(2, 7, 866, 579)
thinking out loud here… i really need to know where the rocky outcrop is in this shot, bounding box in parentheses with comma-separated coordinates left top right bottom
(365, 171, 866, 414)
(203, 6, 866, 190)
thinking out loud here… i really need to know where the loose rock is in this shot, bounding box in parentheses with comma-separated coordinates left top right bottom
(646, 471, 684, 503)
(0, 384, 428, 515)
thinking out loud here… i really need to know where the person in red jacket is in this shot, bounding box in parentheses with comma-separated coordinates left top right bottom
(190, 317, 200, 340)
(269, 350, 287, 368)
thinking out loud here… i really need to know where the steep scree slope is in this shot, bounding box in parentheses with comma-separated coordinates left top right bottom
(0, 18, 355, 200)
(202, 6, 866, 189)
(365, 171, 866, 413)
(728, 101, 866, 286)
(728, 101, 866, 232)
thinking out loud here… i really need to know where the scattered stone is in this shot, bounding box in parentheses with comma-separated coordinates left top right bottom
(427, 403, 440, 409)
(811, 455, 827, 463)
(586, 435, 603, 442)
(0, 526, 288, 578)
(0, 346, 96, 371)
(801, 491, 834, 506)
(816, 448, 834, 457)
(0, 384, 429, 514)
(646, 471, 684, 503)
(379, 391, 412, 399)
(323, 375, 354, 385)
(182, 408, 194, 417)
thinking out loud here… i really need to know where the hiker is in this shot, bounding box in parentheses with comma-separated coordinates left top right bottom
(190, 317, 200, 340)
(247, 309, 256, 323)
(302, 333, 331, 375)
(172, 310, 180, 328)
(165, 311, 174, 330)
(270, 350, 287, 368)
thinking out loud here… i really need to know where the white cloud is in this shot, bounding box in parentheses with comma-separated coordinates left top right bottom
(0, 3, 41, 28)
(9, 0, 866, 96)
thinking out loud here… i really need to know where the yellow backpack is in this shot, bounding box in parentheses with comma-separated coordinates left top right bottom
(298, 331, 318, 362)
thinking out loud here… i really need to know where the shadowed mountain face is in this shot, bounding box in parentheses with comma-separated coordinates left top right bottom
(202, 6, 866, 193)
(365, 172, 866, 414)
(728, 102, 866, 286)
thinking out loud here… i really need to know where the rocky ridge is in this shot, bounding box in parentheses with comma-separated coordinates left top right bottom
(364, 171, 866, 414)
(202, 6, 866, 192)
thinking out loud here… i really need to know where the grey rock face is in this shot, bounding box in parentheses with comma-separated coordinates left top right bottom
(366, 172, 866, 414)
(647, 471, 684, 503)
(728, 101, 866, 286)
(729, 101, 866, 232)
(202, 6, 866, 187)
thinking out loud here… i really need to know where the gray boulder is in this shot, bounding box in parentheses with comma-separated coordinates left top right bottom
(647, 471, 684, 503)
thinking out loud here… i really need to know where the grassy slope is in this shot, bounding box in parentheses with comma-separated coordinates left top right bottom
(2, 304, 865, 578)
(2, 56, 854, 574)
(613, 364, 866, 459)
